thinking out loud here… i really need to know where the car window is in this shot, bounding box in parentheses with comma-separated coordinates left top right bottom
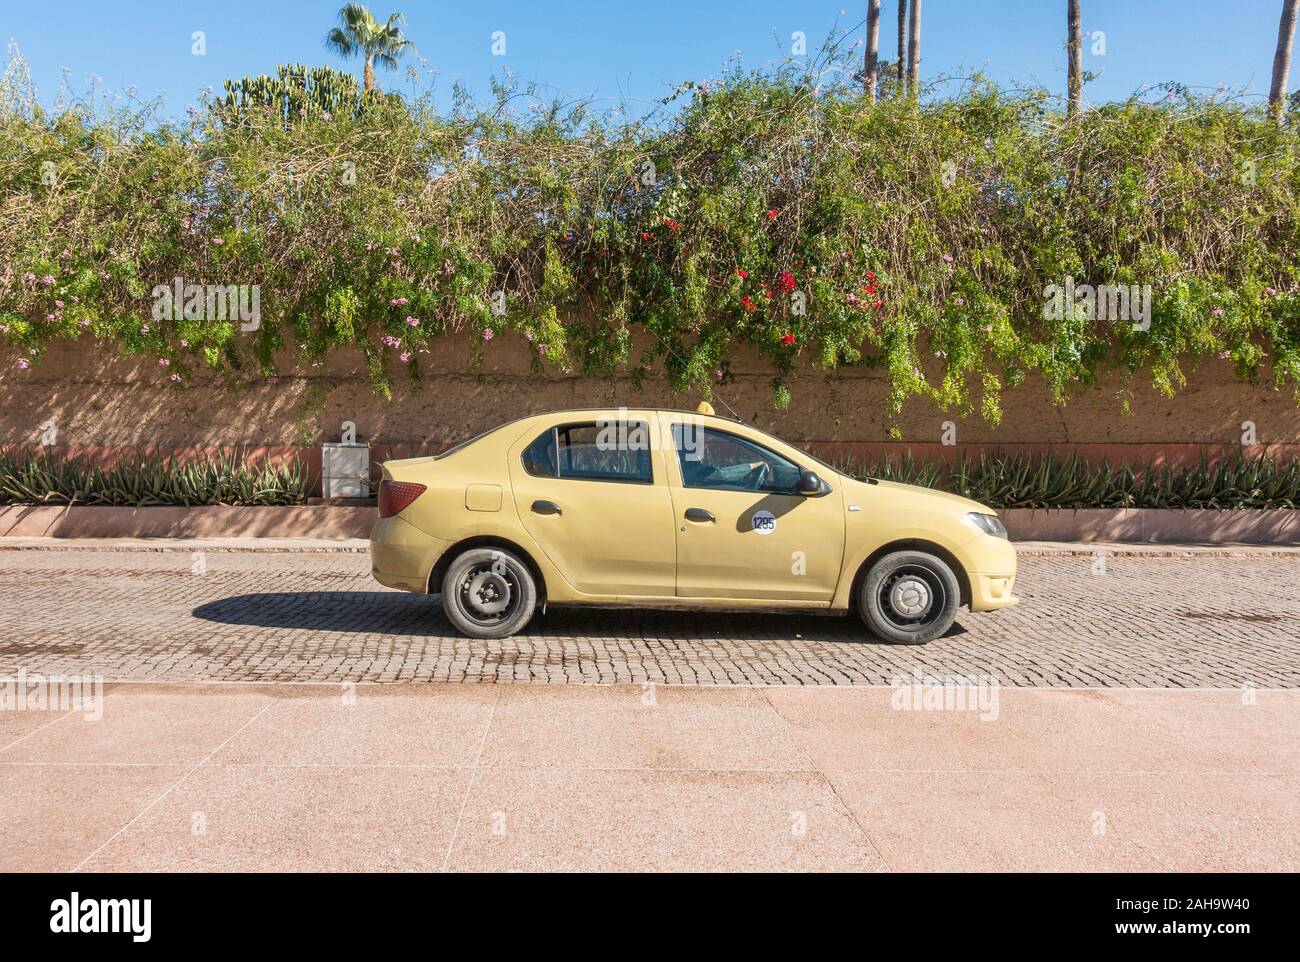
(671, 424, 803, 493)
(522, 421, 653, 484)
(521, 428, 558, 477)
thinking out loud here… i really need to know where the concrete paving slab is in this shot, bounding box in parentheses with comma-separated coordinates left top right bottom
(445, 767, 885, 872)
(79, 764, 473, 872)
(829, 770, 1300, 872)
(0, 764, 188, 871)
(209, 685, 498, 768)
(765, 688, 1300, 775)
(481, 684, 812, 772)
(0, 684, 272, 766)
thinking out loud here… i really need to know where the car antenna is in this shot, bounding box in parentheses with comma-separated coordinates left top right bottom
(642, 325, 744, 422)
(709, 391, 743, 422)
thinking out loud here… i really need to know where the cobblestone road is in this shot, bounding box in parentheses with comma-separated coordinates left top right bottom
(1, 548, 1297, 687)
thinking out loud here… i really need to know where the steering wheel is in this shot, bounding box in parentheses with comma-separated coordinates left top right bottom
(747, 461, 771, 490)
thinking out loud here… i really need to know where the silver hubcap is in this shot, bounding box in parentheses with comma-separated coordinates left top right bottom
(889, 577, 932, 618)
(465, 569, 512, 617)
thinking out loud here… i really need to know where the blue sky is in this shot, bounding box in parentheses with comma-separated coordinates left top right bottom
(4, 0, 1290, 118)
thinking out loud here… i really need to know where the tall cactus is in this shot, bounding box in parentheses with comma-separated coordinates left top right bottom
(221, 64, 384, 125)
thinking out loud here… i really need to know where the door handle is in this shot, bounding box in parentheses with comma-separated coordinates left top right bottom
(684, 508, 715, 523)
(531, 500, 562, 515)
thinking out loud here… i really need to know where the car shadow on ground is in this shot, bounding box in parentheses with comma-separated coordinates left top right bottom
(191, 591, 965, 644)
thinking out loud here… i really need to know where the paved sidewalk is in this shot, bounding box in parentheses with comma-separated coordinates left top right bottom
(1, 547, 1297, 687)
(1, 683, 1294, 872)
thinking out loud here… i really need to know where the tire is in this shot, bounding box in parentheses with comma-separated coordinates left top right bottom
(857, 550, 961, 645)
(440, 547, 538, 639)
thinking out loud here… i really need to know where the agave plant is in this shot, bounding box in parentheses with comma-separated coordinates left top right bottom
(835, 452, 1300, 510)
(0, 450, 310, 507)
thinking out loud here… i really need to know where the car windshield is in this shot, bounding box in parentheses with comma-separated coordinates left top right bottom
(734, 422, 843, 479)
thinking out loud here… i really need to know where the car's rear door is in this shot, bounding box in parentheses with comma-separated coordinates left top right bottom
(507, 412, 676, 597)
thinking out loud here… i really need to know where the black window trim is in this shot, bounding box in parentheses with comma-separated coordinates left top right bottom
(521, 420, 656, 486)
(670, 423, 809, 495)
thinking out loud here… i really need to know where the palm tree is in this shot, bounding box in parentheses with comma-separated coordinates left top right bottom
(324, 4, 412, 93)
(864, 0, 881, 102)
(1067, 0, 1083, 117)
(906, 0, 922, 95)
(897, 0, 907, 89)
(1270, 0, 1299, 121)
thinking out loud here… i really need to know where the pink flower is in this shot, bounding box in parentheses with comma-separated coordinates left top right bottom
(180, 339, 189, 347)
(953, 297, 965, 306)
(1211, 308, 1224, 317)
(16, 358, 29, 370)
(159, 358, 170, 366)
(381, 335, 401, 348)
(537, 344, 548, 356)
(211, 237, 223, 246)
(405, 316, 419, 326)
(400, 351, 412, 362)
(41, 275, 54, 286)
(21, 272, 35, 283)
(1219, 351, 1231, 359)
(482, 328, 495, 341)
(942, 254, 954, 264)
(389, 297, 409, 307)
(169, 373, 181, 382)
(141, 323, 150, 333)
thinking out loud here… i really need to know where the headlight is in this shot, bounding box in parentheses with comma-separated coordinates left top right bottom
(966, 512, 1008, 539)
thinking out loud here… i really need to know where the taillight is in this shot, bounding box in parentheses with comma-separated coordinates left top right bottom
(378, 480, 427, 518)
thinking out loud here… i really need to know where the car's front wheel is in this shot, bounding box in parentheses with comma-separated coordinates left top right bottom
(440, 547, 538, 639)
(858, 550, 961, 644)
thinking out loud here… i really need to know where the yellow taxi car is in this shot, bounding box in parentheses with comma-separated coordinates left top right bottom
(370, 405, 1018, 643)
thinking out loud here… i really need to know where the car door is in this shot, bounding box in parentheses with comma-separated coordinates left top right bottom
(663, 417, 845, 602)
(508, 413, 676, 597)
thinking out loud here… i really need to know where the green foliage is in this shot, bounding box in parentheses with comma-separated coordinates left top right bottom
(840, 452, 1300, 509)
(0, 449, 309, 506)
(2, 39, 1300, 429)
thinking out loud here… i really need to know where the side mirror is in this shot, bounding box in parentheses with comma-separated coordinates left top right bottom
(797, 469, 823, 496)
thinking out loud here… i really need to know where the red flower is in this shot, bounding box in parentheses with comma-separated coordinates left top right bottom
(779, 332, 796, 346)
(766, 209, 779, 221)
(640, 231, 651, 240)
(663, 216, 682, 231)
(779, 271, 796, 292)
(741, 295, 757, 313)
(734, 269, 749, 278)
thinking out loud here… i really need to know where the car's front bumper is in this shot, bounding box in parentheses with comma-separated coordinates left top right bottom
(963, 532, 1019, 611)
(370, 516, 449, 594)
(969, 572, 1018, 610)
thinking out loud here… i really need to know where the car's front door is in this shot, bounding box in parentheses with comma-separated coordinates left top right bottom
(508, 414, 676, 597)
(663, 419, 845, 602)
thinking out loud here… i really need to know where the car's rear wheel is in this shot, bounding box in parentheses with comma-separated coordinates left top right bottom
(857, 550, 960, 645)
(440, 547, 537, 639)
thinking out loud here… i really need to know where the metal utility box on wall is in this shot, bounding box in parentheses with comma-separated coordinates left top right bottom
(322, 441, 371, 498)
